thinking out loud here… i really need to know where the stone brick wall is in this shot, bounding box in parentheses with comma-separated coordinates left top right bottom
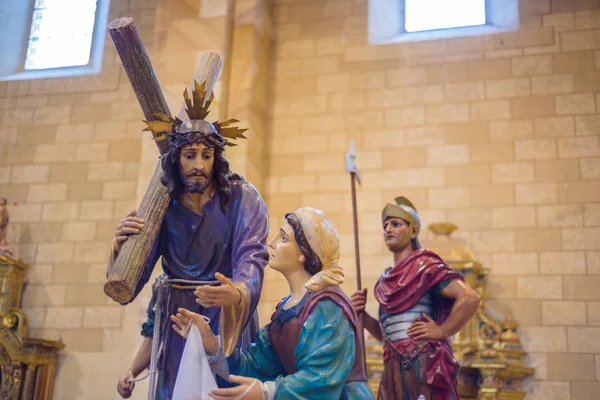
(221, 0, 273, 193)
(0, 0, 154, 396)
(2, 0, 599, 398)
(265, 0, 600, 398)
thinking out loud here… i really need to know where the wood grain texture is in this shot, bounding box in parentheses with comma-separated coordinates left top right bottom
(104, 162, 170, 303)
(109, 17, 171, 154)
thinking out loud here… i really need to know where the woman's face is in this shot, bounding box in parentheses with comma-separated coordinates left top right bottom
(267, 219, 305, 273)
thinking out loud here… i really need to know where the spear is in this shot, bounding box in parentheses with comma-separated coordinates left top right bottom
(345, 139, 368, 365)
(345, 139, 363, 290)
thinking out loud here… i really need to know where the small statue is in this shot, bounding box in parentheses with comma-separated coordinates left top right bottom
(0, 197, 14, 257)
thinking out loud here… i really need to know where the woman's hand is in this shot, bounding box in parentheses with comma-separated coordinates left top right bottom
(209, 375, 263, 399)
(170, 308, 219, 355)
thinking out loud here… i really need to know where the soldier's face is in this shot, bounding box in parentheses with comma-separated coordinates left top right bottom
(383, 217, 414, 252)
(267, 220, 305, 273)
(179, 141, 214, 194)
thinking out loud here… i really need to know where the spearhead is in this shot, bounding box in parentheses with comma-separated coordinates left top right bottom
(345, 139, 362, 185)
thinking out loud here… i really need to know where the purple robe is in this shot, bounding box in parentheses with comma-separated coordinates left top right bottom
(133, 179, 268, 399)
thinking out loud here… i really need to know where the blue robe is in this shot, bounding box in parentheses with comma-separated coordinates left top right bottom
(134, 179, 268, 399)
(220, 297, 375, 399)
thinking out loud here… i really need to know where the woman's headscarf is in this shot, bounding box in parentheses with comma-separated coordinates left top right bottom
(293, 207, 344, 291)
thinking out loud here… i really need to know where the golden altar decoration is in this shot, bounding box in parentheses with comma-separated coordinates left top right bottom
(365, 223, 534, 399)
(0, 254, 64, 399)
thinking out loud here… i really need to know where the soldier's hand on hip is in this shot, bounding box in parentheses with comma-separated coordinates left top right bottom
(114, 210, 145, 253)
(407, 314, 446, 341)
(195, 273, 242, 307)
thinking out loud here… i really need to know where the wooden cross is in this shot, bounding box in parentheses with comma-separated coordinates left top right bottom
(104, 17, 222, 304)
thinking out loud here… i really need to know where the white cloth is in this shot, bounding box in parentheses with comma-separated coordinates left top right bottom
(172, 323, 218, 400)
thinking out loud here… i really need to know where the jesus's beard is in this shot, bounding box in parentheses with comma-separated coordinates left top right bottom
(181, 173, 211, 195)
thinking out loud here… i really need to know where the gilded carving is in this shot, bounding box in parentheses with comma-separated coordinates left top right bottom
(0, 254, 63, 399)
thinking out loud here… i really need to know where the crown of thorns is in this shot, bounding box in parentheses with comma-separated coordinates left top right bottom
(142, 80, 247, 147)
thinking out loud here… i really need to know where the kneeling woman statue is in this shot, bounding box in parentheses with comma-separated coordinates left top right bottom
(171, 207, 375, 399)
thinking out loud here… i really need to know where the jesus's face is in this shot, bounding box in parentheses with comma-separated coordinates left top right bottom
(178, 141, 215, 195)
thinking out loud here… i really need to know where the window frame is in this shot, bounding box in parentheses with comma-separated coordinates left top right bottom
(0, 0, 111, 82)
(368, 0, 519, 45)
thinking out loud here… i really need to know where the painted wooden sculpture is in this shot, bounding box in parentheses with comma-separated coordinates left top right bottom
(352, 199, 481, 400)
(364, 222, 534, 400)
(106, 18, 267, 400)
